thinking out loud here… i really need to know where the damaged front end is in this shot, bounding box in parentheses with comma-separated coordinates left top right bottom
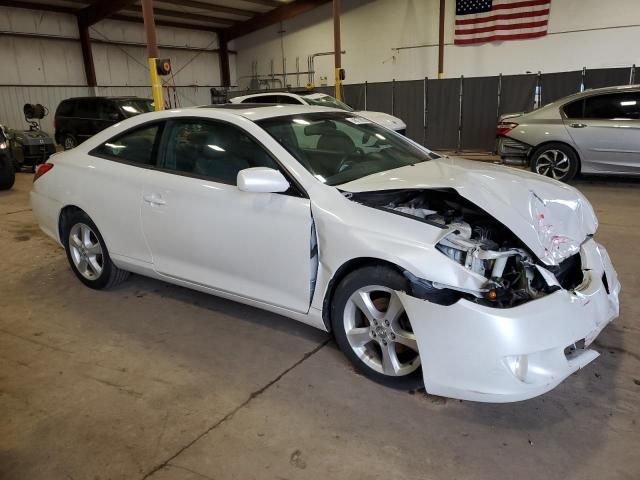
(346, 188, 584, 308)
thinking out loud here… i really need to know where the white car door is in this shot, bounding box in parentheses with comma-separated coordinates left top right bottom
(564, 91, 640, 174)
(140, 117, 313, 313)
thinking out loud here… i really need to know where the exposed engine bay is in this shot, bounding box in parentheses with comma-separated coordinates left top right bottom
(346, 188, 584, 308)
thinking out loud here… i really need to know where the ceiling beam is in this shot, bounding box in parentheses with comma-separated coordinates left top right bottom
(0, 0, 78, 15)
(238, 0, 281, 7)
(155, 0, 255, 18)
(110, 14, 220, 32)
(122, 6, 236, 26)
(226, 0, 330, 40)
(78, 0, 138, 27)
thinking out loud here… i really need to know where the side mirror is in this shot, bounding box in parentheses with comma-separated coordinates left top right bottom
(237, 167, 290, 193)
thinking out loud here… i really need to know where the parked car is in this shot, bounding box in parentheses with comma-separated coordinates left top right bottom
(31, 104, 620, 403)
(55, 96, 154, 150)
(230, 91, 407, 134)
(497, 84, 640, 182)
(0, 125, 15, 190)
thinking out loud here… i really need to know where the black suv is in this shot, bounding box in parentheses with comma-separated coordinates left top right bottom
(55, 97, 154, 150)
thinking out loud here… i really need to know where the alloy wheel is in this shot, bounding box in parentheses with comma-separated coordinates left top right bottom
(535, 149, 571, 180)
(343, 286, 420, 377)
(64, 136, 76, 150)
(68, 223, 104, 280)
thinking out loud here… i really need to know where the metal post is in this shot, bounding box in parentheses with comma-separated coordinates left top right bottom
(457, 75, 464, 152)
(423, 76, 428, 146)
(333, 0, 343, 100)
(630, 64, 636, 85)
(535, 71, 542, 109)
(437, 0, 445, 79)
(283, 57, 287, 88)
(364, 81, 368, 110)
(391, 78, 395, 115)
(580, 66, 586, 91)
(141, 0, 164, 111)
(495, 73, 502, 154)
(296, 57, 300, 87)
(270, 59, 274, 88)
(77, 18, 97, 90)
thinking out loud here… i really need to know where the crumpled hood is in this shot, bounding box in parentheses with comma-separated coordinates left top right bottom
(354, 110, 407, 131)
(339, 156, 598, 266)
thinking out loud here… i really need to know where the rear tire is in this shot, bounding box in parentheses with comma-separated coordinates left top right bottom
(63, 133, 77, 150)
(530, 142, 579, 182)
(63, 211, 129, 290)
(0, 156, 15, 190)
(331, 266, 422, 390)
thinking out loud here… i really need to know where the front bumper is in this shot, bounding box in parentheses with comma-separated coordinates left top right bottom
(399, 239, 620, 403)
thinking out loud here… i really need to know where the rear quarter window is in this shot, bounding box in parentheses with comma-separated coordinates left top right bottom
(56, 100, 74, 117)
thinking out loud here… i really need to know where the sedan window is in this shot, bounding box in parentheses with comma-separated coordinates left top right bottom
(91, 123, 162, 166)
(583, 92, 640, 120)
(160, 119, 279, 185)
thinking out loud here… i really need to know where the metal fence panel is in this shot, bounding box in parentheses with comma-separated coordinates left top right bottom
(364, 82, 393, 115)
(499, 74, 536, 115)
(343, 84, 366, 111)
(393, 80, 424, 143)
(461, 76, 499, 151)
(584, 67, 632, 89)
(426, 78, 459, 150)
(541, 70, 581, 105)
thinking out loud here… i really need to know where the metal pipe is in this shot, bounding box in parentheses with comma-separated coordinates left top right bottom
(457, 75, 464, 152)
(333, 0, 342, 100)
(495, 73, 502, 153)
(364, 81, 368, 110)
(296, 57, 300, 87)
(391, 78, 395, 115)
(437, 0, 445, 79)
(282, 57, 287, 87)
(423, 76, 428, 146)
(309, 51, 346, 85)
(630, 64, 636, 84)
(580, 66, 586, 91)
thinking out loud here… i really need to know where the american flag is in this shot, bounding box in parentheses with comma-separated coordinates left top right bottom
(455, 0, 551, 45)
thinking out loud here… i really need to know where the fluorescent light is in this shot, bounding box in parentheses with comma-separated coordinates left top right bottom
(375, 133, 386, 140)
(208, 144, 225, 152)
(122, 105, 139, 113)
(293, 119, 310, 125)
(105, 143, 125, 149)
(620, 100, 637, 106)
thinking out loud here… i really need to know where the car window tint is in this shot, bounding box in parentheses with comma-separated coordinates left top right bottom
(92, 123, 161, 165)
(74, 99, 99, 118)
(161, 120, 279, 185)
(583, 92, 640, 120)
(563, 99, 584, 119)
(99, 101, 122, 121)
(243, 96, 277, 104)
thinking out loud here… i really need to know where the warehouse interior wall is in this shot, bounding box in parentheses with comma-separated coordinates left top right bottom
(0, 7, 236, 133)
(231, 0, 640, 90)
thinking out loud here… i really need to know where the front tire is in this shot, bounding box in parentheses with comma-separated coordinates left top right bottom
(0, 156, 15, 190)
(530, 142, 579, 182)
(331, 266, 422, 389)
(63, 211, 129, 289)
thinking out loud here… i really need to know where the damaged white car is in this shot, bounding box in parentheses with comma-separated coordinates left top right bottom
(31, 105, 620, 403)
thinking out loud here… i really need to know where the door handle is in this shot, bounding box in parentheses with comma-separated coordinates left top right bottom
(143, 193, 166, 206)
(569, 123, 587, 128)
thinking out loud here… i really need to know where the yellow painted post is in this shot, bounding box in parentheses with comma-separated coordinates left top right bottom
(148, 58, 164, 111)
(335, 68, 343, 101)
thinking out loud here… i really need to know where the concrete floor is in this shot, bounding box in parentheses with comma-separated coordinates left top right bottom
(1, 171, 639, 480)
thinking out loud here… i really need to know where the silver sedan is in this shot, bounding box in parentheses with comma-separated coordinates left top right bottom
(497, 84, 640, 182)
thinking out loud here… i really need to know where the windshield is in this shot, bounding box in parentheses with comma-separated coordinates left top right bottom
(303, 93, 354, 112)
(258, 112, 438, 186)
(119, 99, 155, 116)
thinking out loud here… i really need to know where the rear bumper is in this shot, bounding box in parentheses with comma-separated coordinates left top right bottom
(399, 239, 620, 403)
(497, 136, 531, 164)
(30, 190, 62, 245)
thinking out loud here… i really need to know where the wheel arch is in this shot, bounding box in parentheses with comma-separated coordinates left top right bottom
(321, 257, 406, 332)
(528, 140, 582, 174)
(58, 205, 86, 247)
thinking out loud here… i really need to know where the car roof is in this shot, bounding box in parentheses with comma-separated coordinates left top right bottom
(62, 96, 150, 101)
(198, 103, 342, 121)
(552, 84, 640, 104)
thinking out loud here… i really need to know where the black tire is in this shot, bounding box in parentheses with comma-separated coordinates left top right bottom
(331, 265, 423, 390)
(530, 142, 579, 182)
(62, 210, 129, 290)
(62, 133, 77, 150)
(0, 156, 15, 190)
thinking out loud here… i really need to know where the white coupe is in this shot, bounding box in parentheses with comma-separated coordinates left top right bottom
(31, 104, 620, 402)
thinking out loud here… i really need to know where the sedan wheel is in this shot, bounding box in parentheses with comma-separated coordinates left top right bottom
(331, 266, 423, 389)
(63, 134, 77, 150)
(344, 286, 420, 377)
(68, 223, 104, 280)
(530, 143, 579, 182)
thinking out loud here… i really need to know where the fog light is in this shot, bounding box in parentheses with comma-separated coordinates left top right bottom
(505, 354, 529, 382)
(486, 290, 498, 300)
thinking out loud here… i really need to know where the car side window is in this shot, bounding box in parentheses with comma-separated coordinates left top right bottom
(242, 96, 277, 104)
(160, 119, 279, 185)
(563, 99, 584, 119)
(277, 95, 304, 105)
(74, 99, 99, 119)
(99, 101, 123, 121)
(583, 92, 640, 120)
(91, 123, 162, 166)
